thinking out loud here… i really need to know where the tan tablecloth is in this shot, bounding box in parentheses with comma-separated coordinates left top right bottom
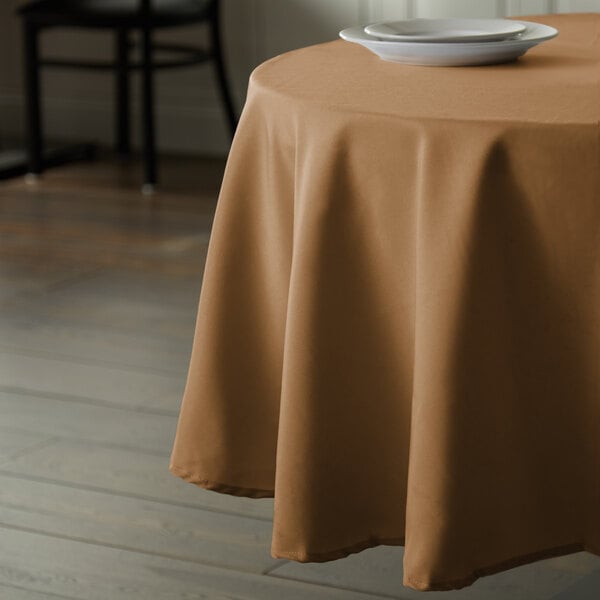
(170, 14, 600, 591)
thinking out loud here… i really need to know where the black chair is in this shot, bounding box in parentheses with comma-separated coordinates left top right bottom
(18, 0, 238, 192)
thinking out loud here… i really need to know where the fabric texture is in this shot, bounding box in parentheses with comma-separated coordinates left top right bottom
(170, 14, 600, 591)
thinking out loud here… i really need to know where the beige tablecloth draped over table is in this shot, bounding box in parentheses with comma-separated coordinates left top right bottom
(170, 14, 600, 591)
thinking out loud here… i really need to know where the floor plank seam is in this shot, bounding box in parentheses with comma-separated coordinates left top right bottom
(0, 303, 198, 341)
(0, 312, 195, 345)
(2, 431, 174, 459)
(265, 573, 403, 600)
(32, 265, 106, 295)
(0, 470, 275, 522)
(0, 522, 269, 577)
(0, 424, 177, 458)
(261, 560, 289, 575)
(0, 581, 82, 600)
(1, 187, 219, 216)
(0, 385, 181, 418)
(4, 436, 59, 463)
(0, 343, 189, 378)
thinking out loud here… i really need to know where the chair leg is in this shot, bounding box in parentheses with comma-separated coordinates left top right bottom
(209, 4, 237, 138)
(115, 28, 131, 156)
(140, 22, 157, 190)
(23, 19, 43, 175)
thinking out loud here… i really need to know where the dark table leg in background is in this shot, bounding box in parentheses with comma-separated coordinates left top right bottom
(141, 2, 157, 193)
(116, 28, 131, 157)
(23, 19, 43, 176)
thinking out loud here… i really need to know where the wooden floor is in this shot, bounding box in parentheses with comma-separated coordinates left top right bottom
(0, 155, 598, 599)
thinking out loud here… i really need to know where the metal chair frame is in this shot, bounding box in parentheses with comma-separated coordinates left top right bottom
(20, 0, 238, 189)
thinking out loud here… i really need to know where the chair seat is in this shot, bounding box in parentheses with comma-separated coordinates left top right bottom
(19, 0, 213, 28)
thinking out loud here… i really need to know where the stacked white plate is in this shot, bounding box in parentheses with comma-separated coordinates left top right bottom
(339, 18, 558, 66)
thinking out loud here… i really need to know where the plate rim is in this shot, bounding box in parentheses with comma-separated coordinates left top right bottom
(364, 17, 528, 42)
(340, 21, 559, 49)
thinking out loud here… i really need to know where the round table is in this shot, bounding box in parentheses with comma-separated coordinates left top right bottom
(170, 13, 600, 591)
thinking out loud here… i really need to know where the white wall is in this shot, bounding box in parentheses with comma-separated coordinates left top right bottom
(0, 0, 597, 156)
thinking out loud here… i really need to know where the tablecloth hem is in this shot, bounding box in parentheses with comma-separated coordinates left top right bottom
(271, 536, 406, 563)
(168, 464, 275, 499)
(404, 542, 597, 592)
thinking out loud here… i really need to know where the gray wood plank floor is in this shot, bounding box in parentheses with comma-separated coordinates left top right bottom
(0, 156, 598, 599)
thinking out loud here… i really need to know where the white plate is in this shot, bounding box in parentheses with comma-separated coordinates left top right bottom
(364, 18, 527, 43)
(339, 21, 558, 67)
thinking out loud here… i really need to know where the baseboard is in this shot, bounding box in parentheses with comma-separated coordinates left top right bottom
(0, 91, 231, 157)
